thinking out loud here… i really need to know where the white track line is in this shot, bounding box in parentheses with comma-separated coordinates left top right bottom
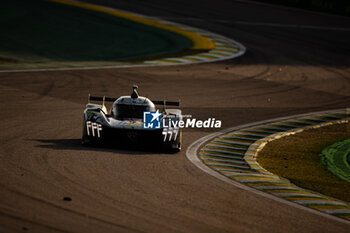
(186, 108, 350, 225)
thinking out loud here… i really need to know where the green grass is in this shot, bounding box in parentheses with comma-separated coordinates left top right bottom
(321, 139, 350, 182)
(0, 0, 193, 69)
(257, 123, 350, 202)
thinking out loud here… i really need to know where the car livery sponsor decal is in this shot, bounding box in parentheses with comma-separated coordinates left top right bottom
(143, 110, 161, 129)
(162, 127, 179, 142)
(86, 111, 102, 121)
(123, 120, 143, 127)
(86, 121, 102, 138)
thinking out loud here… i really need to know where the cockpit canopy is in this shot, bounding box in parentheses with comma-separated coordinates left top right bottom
(111, 96, 155, 120)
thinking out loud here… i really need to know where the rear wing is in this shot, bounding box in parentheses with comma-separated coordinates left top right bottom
(88, 95, 180, 107)
(88, 95, 116, 102)
(152, 100, 180, 107)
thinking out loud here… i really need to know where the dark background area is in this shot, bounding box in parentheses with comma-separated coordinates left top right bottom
(254, 0, 350, 17)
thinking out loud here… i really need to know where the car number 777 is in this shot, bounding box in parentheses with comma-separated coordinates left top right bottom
(162, 128, 179, 142)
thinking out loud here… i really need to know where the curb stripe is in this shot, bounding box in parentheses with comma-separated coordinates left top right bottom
(188, 108, 350, 222)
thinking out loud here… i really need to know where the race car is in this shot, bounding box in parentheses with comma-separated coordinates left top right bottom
(82, 85, 182, 152)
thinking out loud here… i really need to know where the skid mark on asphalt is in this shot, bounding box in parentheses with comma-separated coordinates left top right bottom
(160, 17, 350, 31)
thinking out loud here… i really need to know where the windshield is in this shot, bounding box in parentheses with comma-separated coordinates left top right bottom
(114, 104, 151, 119)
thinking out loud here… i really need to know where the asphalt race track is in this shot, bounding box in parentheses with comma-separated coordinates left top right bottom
(1, 0, 350, 232)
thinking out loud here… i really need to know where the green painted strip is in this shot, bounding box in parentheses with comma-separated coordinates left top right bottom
(283, 120, 314, 126)
(262, 187, 302, 191)
(201, 157, 246, 164)
(228, 133, 265, 139)
(279, 195, 326, 199)
(321, 139, 350, 182)
(239, 180, 283, 184)
(333, 213, 350, 216)
(213, 48, 237, 52)
(160, 59, 183, 63)
(204, 145, 247, 152)
(152, 59, 180, 63)
(210, 52, 230, 56)
(220, 136, 256, 142)
(298, 117, 326, 122)
(209, 164, 251, 170)
(200, 155, 245, 162)
(194, 54, 221, 59)
(270, 123, 298, 128)
(318, 116, 342, 120)
(211, 140, 250, 147)
(199, 152, 246, 160)
(181, 57, 204, 62)
(304, 203, 348, 207)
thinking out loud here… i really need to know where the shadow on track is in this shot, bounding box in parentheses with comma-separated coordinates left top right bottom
(33, 139, 173, 155)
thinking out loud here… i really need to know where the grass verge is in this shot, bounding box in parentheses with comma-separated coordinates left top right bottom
(321, 139, 350, 182)
(0, 0, 195, 70)
(257, 123, 350, 202)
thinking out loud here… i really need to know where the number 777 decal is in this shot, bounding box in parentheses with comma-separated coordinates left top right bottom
(162, 128, 179, 142)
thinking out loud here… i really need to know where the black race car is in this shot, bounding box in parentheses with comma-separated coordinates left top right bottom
(82, 86, 182, 152)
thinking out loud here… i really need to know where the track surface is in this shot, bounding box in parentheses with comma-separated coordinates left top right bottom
(1, 0, 350, 232)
